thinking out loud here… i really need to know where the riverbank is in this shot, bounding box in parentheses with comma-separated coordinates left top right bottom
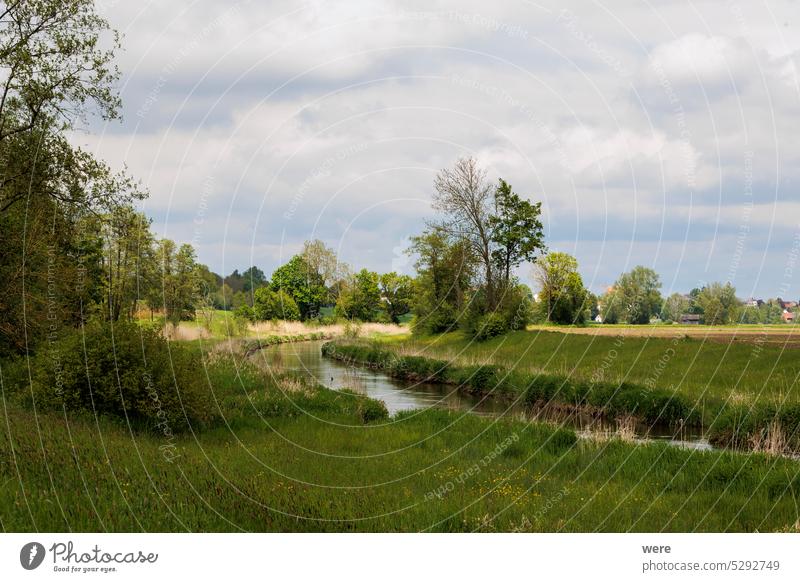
(2, 342, 799, 532)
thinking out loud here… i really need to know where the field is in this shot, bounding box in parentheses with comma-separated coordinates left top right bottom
(528, 323, 800, 348)
(373, 327, 800, 411)
(2, 343, 800, 532)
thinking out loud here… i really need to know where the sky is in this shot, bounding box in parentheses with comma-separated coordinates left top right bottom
(75, 0, 800, 298)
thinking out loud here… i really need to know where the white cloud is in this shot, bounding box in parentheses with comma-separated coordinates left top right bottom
(76, 0, 800, 296)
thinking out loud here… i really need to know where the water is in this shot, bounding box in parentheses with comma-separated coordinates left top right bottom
(251, 340, 712, 451)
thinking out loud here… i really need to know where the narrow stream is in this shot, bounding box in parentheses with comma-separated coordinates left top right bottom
(251, 340, 713, 451)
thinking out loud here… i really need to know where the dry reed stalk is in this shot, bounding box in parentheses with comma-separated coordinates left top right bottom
(749, 420, 787, 455)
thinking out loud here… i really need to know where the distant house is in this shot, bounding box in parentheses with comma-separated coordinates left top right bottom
(784, 301, 798, 310)
(746, 298, 764, 307)
(782, 310, 795, 323)
(594, 314, 603, 323)
(679, 314, 701, 325)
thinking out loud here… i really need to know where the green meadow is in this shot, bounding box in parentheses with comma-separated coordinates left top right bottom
(373, 329, 800, 409)
(2, 339, 800, 533)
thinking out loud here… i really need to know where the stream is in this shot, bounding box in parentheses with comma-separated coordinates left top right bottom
(251, 340, 713, 451)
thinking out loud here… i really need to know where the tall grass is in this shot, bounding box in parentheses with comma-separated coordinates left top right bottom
(2, 395, 799, 532)
(4, 333, 800, 532)
(322, 341, 694, 426)
(362, 330, 800, 454)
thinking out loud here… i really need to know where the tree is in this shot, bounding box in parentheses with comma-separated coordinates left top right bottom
(270, 255, 327, 319)
(94, 207, 155, 322)
(408, 228, 476, 334)
(156, 241, 201, 324)
(607, 266, 662, 324)
(213, 283, 235, 310)
(688, 288, 704, 315)
(335, 269, 382, 321)
(302, 240, 346, 284)
(661, 293, 690, 323)
(431, 158, 494, 301)
(430, 158, 545, 311)
(533, 252, 588, 324)
(695, 282, 739, 325)
(0, 1, 146, 355)
(253, 288, 300, 321)
(379, 272, 413, 323)
(241, 266, 267, 293)
(0, 1, 142, 215)
(489, 179, 545, 285)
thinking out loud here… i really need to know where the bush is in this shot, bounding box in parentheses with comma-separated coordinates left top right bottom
(358, 398, 389, 423)
(412, 303, 458, 335)
(253, 288, 301, 321)
(19, 321, 216, 431)
(343, 320, 362, 339)
(500, 283, 533, 331)
(231, 305, 254, 336)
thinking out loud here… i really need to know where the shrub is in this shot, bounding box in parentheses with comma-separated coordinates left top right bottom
(412, 303, 458, 335)
(20, 320, 216, 431)
(343, 320, 362, 339)
(500, 283, 533, 331)
(231, 305, 254, 336)
(473, 312, 508, 341)
(358, 398, 389, 423)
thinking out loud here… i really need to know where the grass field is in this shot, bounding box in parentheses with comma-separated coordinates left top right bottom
(528, 323, 800, 348)
(2, 345, 800, 532)
(373, 327, 800, 411)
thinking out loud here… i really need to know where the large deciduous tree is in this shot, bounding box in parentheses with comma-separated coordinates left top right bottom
(408, 228, 475, 334)
(379, 272, 413, 323)
(270, 255, 327, 320)
(603, 267, 663, 324)
(533, 252, 588, 324)
(335, 269, 382, 322)
(430, 158, 545, 311)
(695, 282, 739, 325)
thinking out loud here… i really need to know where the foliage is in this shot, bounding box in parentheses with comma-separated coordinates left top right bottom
(156, 240, 202, 324)
(499, 282, 534, 331)
(604, 266, 662, 324)
(301, 239, 350, 299)
(270, 255, 328, 320)
(253, 288, 301, 321)
(533, 252, 588, 324)
(661, 293, 691, 323)
(379, 272, 413, 323)
(335, 269, 382, 321)
(231, 305, 254, 336)
(358, 398, 389, 423)
(473, 312, 508, 341)
(695, 282, 739, 325)
(10, 320, 216, 430)
(408, 228, 475, 334)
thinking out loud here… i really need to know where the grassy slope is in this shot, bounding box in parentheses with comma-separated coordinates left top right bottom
(2, 344, 800, 532)
(375, 329, 800, 410)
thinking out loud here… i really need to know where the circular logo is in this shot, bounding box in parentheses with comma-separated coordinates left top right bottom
(19, 542, 46, 570)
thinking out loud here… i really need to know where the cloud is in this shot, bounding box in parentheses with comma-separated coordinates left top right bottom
(78, 0, 800, 298)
